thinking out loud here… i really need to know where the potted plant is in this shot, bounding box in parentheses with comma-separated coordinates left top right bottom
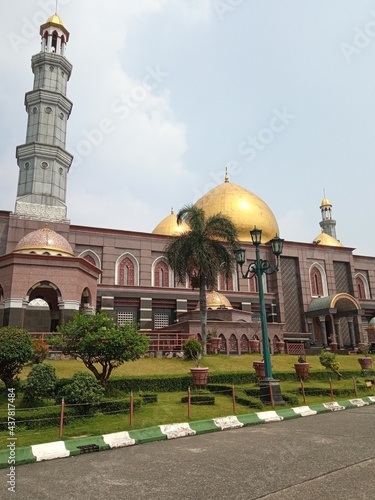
(253, 359, 265, 378)
(358, 343, 373, 371)
(184, 339, 209, 387)
(275, 340, 285, 354)
(207, 327, 221, 354)
(294, 354, 310, 379)
(249, 338, 260, 353)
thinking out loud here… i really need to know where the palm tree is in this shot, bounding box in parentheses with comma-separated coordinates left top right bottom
(164, 205, 239, 354)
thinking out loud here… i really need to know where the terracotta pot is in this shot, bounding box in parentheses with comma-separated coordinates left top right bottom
(358, 357, 372, 371)
(253, 361, 265, 378)
(249, 339, 260, 353)
(190, 367, 209, 387)
(276, 341, 285, 354)
(294, 362, 310, 379)
(210, 337, 221, 354)
(330, 342, 338, 353)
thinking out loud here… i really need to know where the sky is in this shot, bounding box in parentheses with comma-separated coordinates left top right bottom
(1, 0, 375, 256)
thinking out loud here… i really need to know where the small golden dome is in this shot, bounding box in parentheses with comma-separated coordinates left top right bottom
(152, 208, 190, 236)
(196, 290, 233, 310)
(320, 197, 331, 207)
(313, 231, 343, 247)
(47, 14, 65, 26)
(14, 227, 74, 257)
(194, 175, 279, 243)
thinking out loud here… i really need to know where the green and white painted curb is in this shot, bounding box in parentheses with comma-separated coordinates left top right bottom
(1, 396, 374, 469)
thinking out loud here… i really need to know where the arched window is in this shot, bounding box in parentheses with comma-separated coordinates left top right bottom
(248, 275, 258, 293)
(309, 263, 327, 297)
(356, 273, 370, 300)
(52, 30, 58, 51)
(84, 254, 96, 266)
(153, 260, 169, 287)
(119, 257, 135, 286)
(219, 272, 234, 291)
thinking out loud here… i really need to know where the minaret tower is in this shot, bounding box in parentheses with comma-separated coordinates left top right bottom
(14, 13, 73, 222)
(319, 195, 337, 239)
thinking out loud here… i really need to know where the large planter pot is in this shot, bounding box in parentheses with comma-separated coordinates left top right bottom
(253, 361, 265, 378)
(249, 339, 260, 353)
(276, 341, 285, 354)
(358, 357, 373, 371)
(209, 337, 221, 354)
(190, 367, 209, 388)
(294, 363, 310, 379)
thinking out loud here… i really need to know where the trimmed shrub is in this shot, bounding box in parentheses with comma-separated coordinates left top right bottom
(282, 393, 299, 406)
(183, 339, 202, 360)
(56, 372, 104, 415)
(181, 394, 215, 405)
(23, 364, 57, 403)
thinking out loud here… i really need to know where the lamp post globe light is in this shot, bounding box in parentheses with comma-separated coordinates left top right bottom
(235, 227, 285, 406)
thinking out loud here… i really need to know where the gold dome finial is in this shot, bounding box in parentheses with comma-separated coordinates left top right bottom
(225, 166, 229, 183)
(171, 207, 174, 214)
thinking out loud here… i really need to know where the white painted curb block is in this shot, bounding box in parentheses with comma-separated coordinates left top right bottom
(103, 431, 136, 448)
(213, 415, 244, 430)
(256, 410, 284, 422)
(31, 441, 70, 462)
(160, 423, 196, 439)
(292, 406, 317, 417)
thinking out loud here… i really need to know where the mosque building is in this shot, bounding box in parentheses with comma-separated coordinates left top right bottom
(1, 13, 375, 353)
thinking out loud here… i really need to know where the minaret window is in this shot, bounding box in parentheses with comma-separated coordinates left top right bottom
(52, 31, 58, 52)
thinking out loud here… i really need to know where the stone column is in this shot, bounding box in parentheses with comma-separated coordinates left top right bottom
(319, 315, 328, 347)
(347, 317, 356, 348)
(306, 317, 314, 343)
(3, 298, 27, 328)
(334, 319, 344, 349)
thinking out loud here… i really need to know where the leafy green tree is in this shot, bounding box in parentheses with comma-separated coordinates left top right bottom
(56, 372, 104, 415)
(164, 205, 238, 354)
(23, 363, 57, 403)
(50, 312, 149, 387)
(319, 350, 342, 379)
(0, 327, 33, 388)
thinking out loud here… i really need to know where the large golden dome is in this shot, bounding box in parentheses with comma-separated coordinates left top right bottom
(152, 208, 190, 236)
(194, 173, 279, 243)
(14, 227, 74, 257)
(313, 231, 343, 247)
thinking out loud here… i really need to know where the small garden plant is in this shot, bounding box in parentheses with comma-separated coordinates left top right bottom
(319, 350, 342, 379)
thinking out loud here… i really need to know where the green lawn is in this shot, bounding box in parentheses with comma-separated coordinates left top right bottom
(19, 352, 373, 379)
(0, 353, 373, 450)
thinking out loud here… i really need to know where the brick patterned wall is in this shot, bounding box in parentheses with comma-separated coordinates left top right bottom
(333, 261, 352, 294)
(280, 256, 304, 332)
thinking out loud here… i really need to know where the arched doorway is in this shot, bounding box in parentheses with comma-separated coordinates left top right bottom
(25, 282, 62, 332)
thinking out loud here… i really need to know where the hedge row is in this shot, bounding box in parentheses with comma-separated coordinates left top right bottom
(0, 398, 143, 431)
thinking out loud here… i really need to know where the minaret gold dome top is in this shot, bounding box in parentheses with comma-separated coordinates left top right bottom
(320, 197, 331, 208)
(313, 231, 343, 247)
(47, 14, 65, 26)
(152, 208, 190, 236)
(194, 171, 279, 243)
(40, 13, 70, 40)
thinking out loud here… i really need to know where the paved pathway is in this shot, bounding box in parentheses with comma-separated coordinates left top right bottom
(1, 404, 375, 499)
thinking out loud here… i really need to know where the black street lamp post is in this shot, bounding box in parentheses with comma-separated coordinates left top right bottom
(235, 226, 285, 406)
